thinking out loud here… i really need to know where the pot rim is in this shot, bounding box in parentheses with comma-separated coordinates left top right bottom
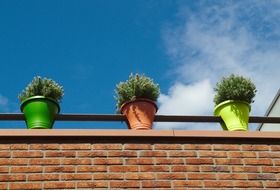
(20, 95, 60, 113)
(120, 98, 158, 114)
(214, 100, 250, 115)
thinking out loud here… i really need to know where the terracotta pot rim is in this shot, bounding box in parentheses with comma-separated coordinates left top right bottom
(120, 98, 158, 114)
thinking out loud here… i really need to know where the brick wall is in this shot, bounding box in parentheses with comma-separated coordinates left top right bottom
(0, 130, 280, 189)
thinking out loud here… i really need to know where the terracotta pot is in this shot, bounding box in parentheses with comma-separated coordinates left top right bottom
(120, 99, 158, 130)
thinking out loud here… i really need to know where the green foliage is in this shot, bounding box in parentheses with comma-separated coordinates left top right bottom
(214, 74, 257, 105)
(19, 76, 64, 103)
(115, 73, 160, 110)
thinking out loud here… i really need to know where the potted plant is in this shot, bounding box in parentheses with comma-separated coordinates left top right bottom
(115, 73, 160, 130)
(214, 74, 257, 131)
(19, 76, 64, 129)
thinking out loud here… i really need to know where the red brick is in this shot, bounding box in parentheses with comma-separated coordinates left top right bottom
(274, 159, 280, 166)
(44, 182, 75, 189)
(11, 166, 43, 173)
(124, 144, 151, 150)
(0, 175, 26, 182)
(110, 181, 140, 188)
(200, 166, 230, 172)
(156, 158, 184, 165)
(9, 183, 42, 190)
(78, 151, 107, 157)
(108, 151, 136, 157)
(45, 151, 76, 157)
(125, 158, 154, 165)
(10, 144, 28, 150)
(94, 173, 124, 180)
(234, 181, 263, 188)
(77, 182, 108, 188)
(271, 145, 280, 151)
(0, 152, 10, 158)
(204, 180, 234, 188)
(248, 173, 276, 180)
(172, 165, 199, 172)
(0, 145, 10, 150)
(157, 173, 185, 180)
(77, 166, 107, 172)
(2, 158, 29, 165)
(142, 181, 171, 188)
(0, 184, 8, 190)
(109, 166, 138, 172)
(28, 174, 59, 181)
(215, 158, 243, 165)
(199, 151, 227, 158)
(61, 173, 92, 180)
(154, 144, 182, 150)
(259, 152, 280, 158)
(232, 166, 260, 173)
(29, 159, 60, 165)
(188, 173, 216, 180)
(141, 165, 170, 172)
(244, 158, 273, 165)
(94, 158, 123, 165)
(184, 144, 211, 150)
(139, 151, 167, 157)
(213, 144, 240, 150)
(61, 158, 91, 165)
(186, 158, 214, 165)
(0, 167, 8, 173)
(94, 144, 122, 150)
(169, 151, 197, 157)
(29, 144, 59, 150)
(61, 144, 91, 150)
(228, 151, 256, 158)
(12, 151, 43, 158)
(126, 173, 155, 180)
(45, 166, 75, 173)
(264, 181, 280, 188)
(217, 173, 247, 180)
(262, 166, 280, 173)
(173, 180, 202, 188)
(242, 145, 269, 151)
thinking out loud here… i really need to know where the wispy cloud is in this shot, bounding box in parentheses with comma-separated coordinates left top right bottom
(157, 1, 280, 129)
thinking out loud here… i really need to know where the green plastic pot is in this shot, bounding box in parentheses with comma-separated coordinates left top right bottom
(214, 100, 250, 131)
(20, 96, 60, 129)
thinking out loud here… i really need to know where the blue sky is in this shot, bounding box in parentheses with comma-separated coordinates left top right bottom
(0, 1, 280, 130)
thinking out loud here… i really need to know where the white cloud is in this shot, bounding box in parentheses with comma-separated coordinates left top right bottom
(158, 1, 280, 130)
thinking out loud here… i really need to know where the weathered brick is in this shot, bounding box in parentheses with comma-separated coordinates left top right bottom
(108, 151, 136, 157)
(110, 181, 140, 188)
(125, 158, 154, 165)
(77, 151, 107, 157)
(126, 173, 155, 180)
(204, 180, 234, 188)
(173, 180, 202, 188)
(124, 144, 151, 150)
(44, 182, 75, 189)
(29, 144, 59, 150)
(186, 158, 214, 165)
(169, 151, 197, 157)
(200, 166, 230, 172)
(141, 165, 170, 172)
(61, 173, 92, 180)
(244, 158, 273, 166)
(188, 173, 216, 180)
(29, 158, 60, 165)
(213, 144, 240, 150)
(154, 144, 182, 150)
(77, 182, 108, 188)
(0, 175, 26, 182)
(77, 166, 107, 172)
(109, 166, 138, 172)
(262, 166, 280, 173)
(258, 152, 280, 158)
(199, 151, 227, 158)
(172, 165, 199, 172)
(61, 158, 91, 165)
(94, 173, 124, 180)
(28, 174, 59, 181)
(157, 173, 185, 180)
(45, 151, 76, 157)
(94, 144, 122, 150)
(234, 181, 263, 188)
(0, 152, 10, 158)
(10, 144, 28, 150)
(61, 144, 91, 150)
(11, 166, 43, 173)
(142, 181, 171, 188)
(228, 151, 256, 158)
(140, 151, 167, 157)
(12, 151, 43, 158)
(215, 158, 243, 165)
(94, 158, 123, 165)
(242, 145, 270, 151)
(9, 183, 42, 190)
(45, 166, 75, 173)
(232, 166, 260, 173)
(217, 173, 247, 180)
(263, 181, 280, 188)
(248, 173, 276, 180)
(156, 158, 184, 165)
(184, 144, 212, 150)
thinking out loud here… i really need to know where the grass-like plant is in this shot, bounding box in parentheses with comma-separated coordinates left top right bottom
(19, 76, 64, 103)
(214, 74, 257, 106)
(115, 73, 160, 110)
